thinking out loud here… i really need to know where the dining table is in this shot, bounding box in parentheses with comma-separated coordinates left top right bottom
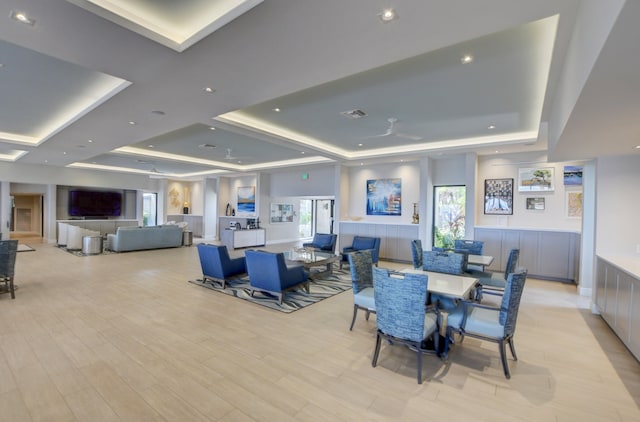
(466, 254, 494, 271)
(399, 268, 479, 300)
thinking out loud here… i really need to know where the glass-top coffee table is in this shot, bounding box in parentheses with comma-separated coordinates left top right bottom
(284, 249, 340, 279)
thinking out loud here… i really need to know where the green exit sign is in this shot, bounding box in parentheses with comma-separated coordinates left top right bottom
(301, 173, 309, 180)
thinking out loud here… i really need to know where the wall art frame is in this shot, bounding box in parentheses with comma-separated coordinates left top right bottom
(366, 178, 402, 216)
(566, 191, 583, 218)
(526, 197, 545, 210)
(484, 178, 513, 215)
(518, 167, 555, 191)
(237, 186, 256, 214)
(270, 203, 294, 223)
(563, 165, 583, 186)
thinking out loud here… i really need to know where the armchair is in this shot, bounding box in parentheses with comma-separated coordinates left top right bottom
(371, 267, 439, 384)
(347, 250, 375, 331)
(0, 240, 18, 299)
(197, 244, 246, 289)
(340, 236, 381, 269)
(302, 233, 337, 253)
(245, 250, 310, 304)
(445, 269, 528, 378)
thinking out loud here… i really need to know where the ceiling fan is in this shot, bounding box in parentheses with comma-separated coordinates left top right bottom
(365, 117, 422, 141)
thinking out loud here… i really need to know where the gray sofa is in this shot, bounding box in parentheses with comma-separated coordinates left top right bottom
(107, 225, 183, 252)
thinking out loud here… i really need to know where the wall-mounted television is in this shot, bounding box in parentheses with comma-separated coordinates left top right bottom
(69, 190, 122, 217)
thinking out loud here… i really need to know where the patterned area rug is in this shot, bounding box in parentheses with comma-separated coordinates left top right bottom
(17, 244, 35, 252)
(188, 269, 353, 313)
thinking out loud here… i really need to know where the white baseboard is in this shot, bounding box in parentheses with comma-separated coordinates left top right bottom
(579, 286, 592, 297)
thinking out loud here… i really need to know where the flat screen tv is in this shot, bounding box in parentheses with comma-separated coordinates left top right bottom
(69, 190, 122, 217)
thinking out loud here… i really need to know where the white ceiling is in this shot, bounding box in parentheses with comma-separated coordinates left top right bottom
(0, 0, 638, 180)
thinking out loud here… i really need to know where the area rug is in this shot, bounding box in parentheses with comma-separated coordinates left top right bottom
(17, 244, 35, 252)
(188, 269, 353, 313)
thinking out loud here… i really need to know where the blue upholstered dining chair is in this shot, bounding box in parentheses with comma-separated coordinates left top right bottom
(474, 248, 519, 300)
(347, 250, 375, 331)
(411, 239, 423, 269)
(197, 244, 246, 289)
(302, 233, 337, 253)
(371, 267, 440, 384)
(245, 250, 309, 304)
(444, 269, 528, 379)
(0, 240, 18, 300)
(422, 250, 465, 310)
(453, 239, 484, 272)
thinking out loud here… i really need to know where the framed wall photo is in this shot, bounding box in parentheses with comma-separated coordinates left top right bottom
(566, 191, 583, 218)
(518, 167, 555, 191)
(526, 197, 545, 210)
(366, 178, 401, 216)
(484, 178, 513, 215)
(563, 165, 583, 185)
(270, 203, 294, 223)
(237, 186, 255, 214)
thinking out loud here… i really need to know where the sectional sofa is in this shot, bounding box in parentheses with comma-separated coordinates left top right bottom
(107, 225, 183, 252)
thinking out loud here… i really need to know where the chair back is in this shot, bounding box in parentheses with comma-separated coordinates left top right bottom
(500, 269, 528, 336)
(453, 239, 484, 255)
(245, 250, 284, 291)
(0, 240, 18, 278)
(350, 236, 381, 263)
(373, 267, 428, 343)
(503, 248, 520, 280)
(306, 233, 337, 252)
(423, 250, 464, 275)
(411, 239, 423, 269)
(347, 250, 373, 294)
(197, 244, 231, 279)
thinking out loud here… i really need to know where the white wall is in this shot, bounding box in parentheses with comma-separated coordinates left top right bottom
(269, 166, 335, 197)
(477, 152, 583, 231)
(596, 154, 640, 255)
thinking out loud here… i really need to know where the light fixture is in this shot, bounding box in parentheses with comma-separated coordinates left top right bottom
(87, 139, 93, 143)
(203, 87, 215, 93)
(378, 8, 398, 23)
(11, 10, 35, 26)
(128, 121, 136, 125)
(209, 126, 216, 131)
(358, 143, 363, 147)
(148, 144, 155, 148)
(488, 125, 496, 130)
(272, 107, 281, 112)
(635, 145, 640, 149)
(461, 54, 474, 64)
(301, 151, 305, 154)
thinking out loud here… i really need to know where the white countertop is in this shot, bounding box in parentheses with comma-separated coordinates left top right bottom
(598, 254, 640, 279)
(339, 220, 418, 227)
(475, 226, 581, 234)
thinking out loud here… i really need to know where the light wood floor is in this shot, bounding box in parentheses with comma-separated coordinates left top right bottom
(1, 240, 639, 421)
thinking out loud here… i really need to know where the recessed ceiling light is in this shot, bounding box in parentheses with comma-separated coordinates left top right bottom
(301, 151, 305, 154)
(11, 10, 36, 26)
(378, 8, 398, 23)
(461, 54, 474, 64)
(87, 139, 93, 143)
(148, 144, 155, 148)
(204, 87, 215, 93)
(635, 145, 640, 149)
(44, 160, 48, 163)
(495, 150, 500, 153)
(272, 108, 281, 112)
(358, 143, 363, 147)
(209, 126, 216, 131)
(488, 125, 496, 130)
(63, 151, 67, 155)
(128, 121, 136, 125)
(360, 162, 364, 166)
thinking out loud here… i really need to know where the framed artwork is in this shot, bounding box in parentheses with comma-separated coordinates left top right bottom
(566, 191, 583, 218)
(563, 166, 583, 186)
(270, 203, 294, 223)
(237, 186, 255, 213)
(526, 197, 545, 210)
(484, 178, 513, 215)
(366, 178, 401, 216)
(518, 167, 555, 191)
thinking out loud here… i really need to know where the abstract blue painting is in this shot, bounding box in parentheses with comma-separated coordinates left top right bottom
(237, 186, 255, 213)
(563, 166, 583, 186)
(366, 178, 401, 216)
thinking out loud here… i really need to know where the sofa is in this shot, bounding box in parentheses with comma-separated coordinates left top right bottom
(107, 225, 183, 252)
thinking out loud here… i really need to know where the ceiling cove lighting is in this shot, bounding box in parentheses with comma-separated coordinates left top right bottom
(11, 10, 36, 25)
(378, 8, 397, 23)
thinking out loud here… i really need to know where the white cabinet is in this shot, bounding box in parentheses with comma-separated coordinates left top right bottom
(474, 227, 580, 282)
(220, 229, 266, 249)
(595, 256, 640, 361)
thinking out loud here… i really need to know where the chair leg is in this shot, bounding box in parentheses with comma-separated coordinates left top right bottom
(372, 333, 382, 367)
(416, 346, 423, 384)
(349, 305, 359, 331)
(365, 310, 371, 321)
(507, 337, 518, 361)
(9, 277, 15, 299)
(499, 340, 511, 379)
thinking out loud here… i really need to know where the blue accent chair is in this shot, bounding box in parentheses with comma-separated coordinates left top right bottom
(371, 267, 440, 384)
(347, 250, 375, 331)
(245, 250, 310, 304)
(302, 233, 337, 253)
(341, 236, 381, 269)
(197, 244, 246, 289)
(474, 248, 519, 300)
(423, 250, 465, 310)
(411, 239, 423, 269)
(445, 269, 528, 379)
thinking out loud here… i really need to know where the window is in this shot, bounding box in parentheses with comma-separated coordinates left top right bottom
(142, 193, 157, 226)
(433, 185, 466, 249)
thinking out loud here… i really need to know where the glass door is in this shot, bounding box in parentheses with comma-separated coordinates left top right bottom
(299, 199, 312, 238)
(142, 193, 157, 226)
